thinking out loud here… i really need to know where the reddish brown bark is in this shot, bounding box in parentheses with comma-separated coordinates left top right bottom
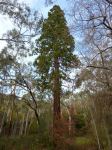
(53, 57, 61, 149)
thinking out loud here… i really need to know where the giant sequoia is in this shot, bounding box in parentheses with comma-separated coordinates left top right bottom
(35, 5, 78, 147)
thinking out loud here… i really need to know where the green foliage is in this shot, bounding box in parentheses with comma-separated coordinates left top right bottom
(74, 136, 96, 150)
(75, 137, 94, 145)
(35, 5, 79, 92)
(75, 113, 86, 129)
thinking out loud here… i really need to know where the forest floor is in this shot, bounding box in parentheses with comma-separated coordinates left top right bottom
(0, 135, 44, 150)
(0, 135, 97, 150)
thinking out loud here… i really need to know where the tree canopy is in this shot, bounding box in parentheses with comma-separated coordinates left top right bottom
(35, 5, 79, 92)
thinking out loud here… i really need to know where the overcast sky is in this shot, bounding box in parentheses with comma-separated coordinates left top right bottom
(0, 0, 71, 50)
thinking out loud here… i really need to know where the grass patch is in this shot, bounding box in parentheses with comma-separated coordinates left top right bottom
(0, 135, 46, 150)
(74, 136, 97, 150)
(75, 137, 92, 145)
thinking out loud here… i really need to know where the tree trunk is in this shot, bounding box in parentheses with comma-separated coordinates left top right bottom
(53, 57, 61, 149)
(20, 115, 25, 136)
(13, 121, 17, 136)
(24, 111, 29, 135)
(34, 109, 40, 126)
(68, 105, 74, 136)
(0, 112, 6, 134)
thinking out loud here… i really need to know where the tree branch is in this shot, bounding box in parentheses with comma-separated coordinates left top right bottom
(87, 65, 112, 71)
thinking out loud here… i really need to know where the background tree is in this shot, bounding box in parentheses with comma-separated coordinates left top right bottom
(68, 0, 112, 148)
(70, 0, 112, 90)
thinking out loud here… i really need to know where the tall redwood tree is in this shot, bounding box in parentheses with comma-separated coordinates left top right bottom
(35, 5, 79, 148)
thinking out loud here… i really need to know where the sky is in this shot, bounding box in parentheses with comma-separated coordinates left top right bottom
(0, 0, 70, 50)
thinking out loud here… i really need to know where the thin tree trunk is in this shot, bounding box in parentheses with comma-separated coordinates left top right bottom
(24, 111, 30, 135)
(80, 95, 101, 150)
(8, 107, 14, 136)
(20, 115, 25, 136)
(67, 108, 72, 136)
(13, 121, 17, 136)
(103, 119, 112, 150)
(90, 109, 101, 150)
(0, 112, 6, 134)
(88, 102, 101, 150)
(34, 109, 40, 126)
